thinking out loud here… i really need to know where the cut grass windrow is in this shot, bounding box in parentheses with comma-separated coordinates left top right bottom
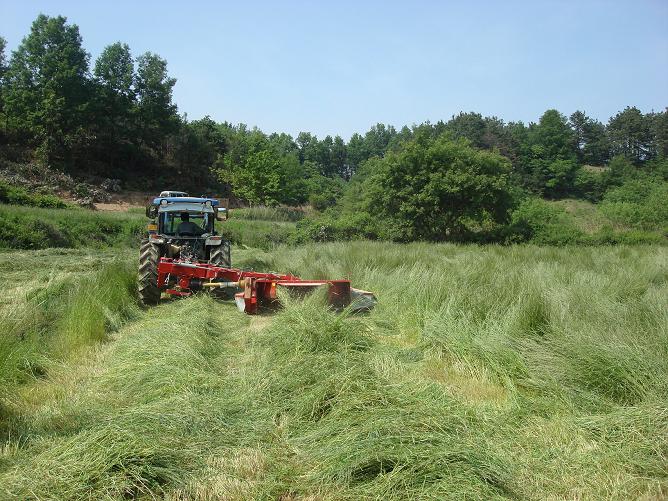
(0, 297, 514, 499)
(0, 252, 139, 439)
(0, 242, 666, 499)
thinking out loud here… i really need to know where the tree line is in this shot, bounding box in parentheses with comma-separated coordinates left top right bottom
(0, 14, 666, 211)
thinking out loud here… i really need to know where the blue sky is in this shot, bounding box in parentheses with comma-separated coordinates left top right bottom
(1, 1, 667, 138)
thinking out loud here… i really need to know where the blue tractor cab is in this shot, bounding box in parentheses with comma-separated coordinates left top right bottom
(139, 194, 231, 305)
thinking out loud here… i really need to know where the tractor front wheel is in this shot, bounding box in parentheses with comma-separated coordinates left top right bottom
(138, 240, 161, 305)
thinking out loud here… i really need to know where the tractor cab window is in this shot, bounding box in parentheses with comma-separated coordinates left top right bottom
(161, 212, 211, 235)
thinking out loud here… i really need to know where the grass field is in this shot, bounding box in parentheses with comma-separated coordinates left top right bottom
(0, 240, 666, 499)
(0, 204, 146, 249)
(0, 204, 304, 251)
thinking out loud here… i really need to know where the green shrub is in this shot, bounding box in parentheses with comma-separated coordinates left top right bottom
(297, 196, 667, 246)
(308, 192, 335, 212)
(295, 210, 377, 242)
(305, 172, 345, 210)
(601, 155, 637, 188)
(599, 179, 668, 230)
(573, 167, 605, 201)
(358, 136, 516, 241)
(509, 198, 583, 245)
(0, 181, 67, 208)
(583, 226, 665, 245)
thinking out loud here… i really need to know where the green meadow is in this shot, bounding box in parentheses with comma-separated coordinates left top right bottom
(1, 238, 666, 499)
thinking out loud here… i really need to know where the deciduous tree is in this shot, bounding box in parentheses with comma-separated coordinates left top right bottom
(359, 135, 516, 241)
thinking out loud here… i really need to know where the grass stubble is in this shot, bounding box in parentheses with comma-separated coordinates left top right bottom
(0, 242, 666, 499)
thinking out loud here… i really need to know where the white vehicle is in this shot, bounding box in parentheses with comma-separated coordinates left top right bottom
(159, 190, 189, 198)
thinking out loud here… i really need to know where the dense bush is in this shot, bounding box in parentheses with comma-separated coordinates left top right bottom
(305, 173, 345, 211)
(600, 178, 668, 230)
(295, 210, 377, 242)
(0, 181, 67, 208)
(362, 136, 517, 241)
(508, 197, 665, 245)
(509, 198, 584, 245)
(573, 167, 606, 201)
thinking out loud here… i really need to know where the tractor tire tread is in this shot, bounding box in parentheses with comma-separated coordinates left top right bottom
(138, 240, 161, 306)
(209, 240, 231, 268)
(208, 240, 233, 299)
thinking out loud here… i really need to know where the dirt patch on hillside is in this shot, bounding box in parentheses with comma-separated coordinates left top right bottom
(94, 202, 142, 212)
(94, 191, 153, 211)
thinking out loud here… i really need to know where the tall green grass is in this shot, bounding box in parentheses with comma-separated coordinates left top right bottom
(0, 204, 145, 249)
(222, 219, 297, 250)
(231, 206, 306, 222)
(0, 297, 512, 499)
(0, 243, 666, 499)
(0, 203, 299, 251)
(222, 206, 301, 249)
(0, 251, 139, 439)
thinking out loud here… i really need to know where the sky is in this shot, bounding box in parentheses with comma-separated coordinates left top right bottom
(1, 0, 667, 139)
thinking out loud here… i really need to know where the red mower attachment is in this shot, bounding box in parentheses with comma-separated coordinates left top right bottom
(156, 258, 376, 314)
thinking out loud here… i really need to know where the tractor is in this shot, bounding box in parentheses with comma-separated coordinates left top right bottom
(138, 194, 376, 314)
(138, 195, 231, 305)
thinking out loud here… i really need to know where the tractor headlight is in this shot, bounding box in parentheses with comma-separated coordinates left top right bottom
(205, 200, 212, 207)
(160, 199, 168, 206)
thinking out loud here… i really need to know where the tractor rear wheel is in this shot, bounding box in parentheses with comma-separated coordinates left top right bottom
(138, 240, 161, 305)
(208, 241, 233, 299)
(209, 240, 231, 268)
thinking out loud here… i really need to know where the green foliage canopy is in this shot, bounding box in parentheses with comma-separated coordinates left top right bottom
(357, 135, 516, 241)
(608, 106, 655, 164)
(3, 15, 90, 163)
(134, 52, 179, 150)
(0, 12, 667, 212)
(219, 149, 306, 206)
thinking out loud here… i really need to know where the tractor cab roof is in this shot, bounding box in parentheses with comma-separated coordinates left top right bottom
(152, 196, 220, 206)
(153, 197, 227, 215)
(158, 203, 216, 214)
